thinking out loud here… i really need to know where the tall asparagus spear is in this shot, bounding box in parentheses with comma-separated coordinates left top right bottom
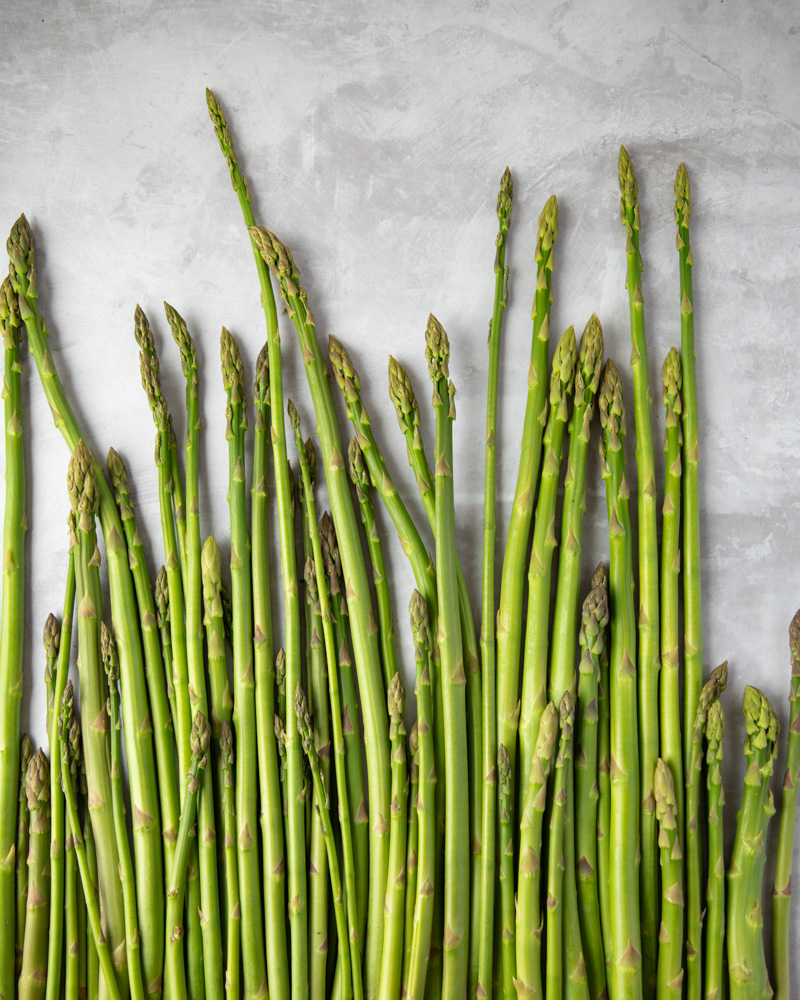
(15, 733, 33, 980)
(403, 722, 420, 989)
(18, 750, 50, 1000)
(249, 226, 390, 998)
(728, 686, 779, 999)
(598, 360, 642, 999)
(0, 274, 25, 999)
(65, 826, 78, 1000)
(592, 560, 612, 970)
(660, 349, 684, 840)
(497, 743, 515, 1000)
(8, 219, 163, 997)
(219, 722, 241, 1000)
(618, 146, 660, 990)
(703, 699, 725, 1000)
(654, 760, 684, 999)
(773, 611, 800, 999)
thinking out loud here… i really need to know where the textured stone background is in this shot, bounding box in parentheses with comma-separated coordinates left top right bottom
(2, 0, 799, 974)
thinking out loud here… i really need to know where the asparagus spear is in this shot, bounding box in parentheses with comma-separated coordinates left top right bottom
(660, 349, 684, 841)
(575, 583, 609, 1000)
(772, 611, 800, 999)
(618, 146, 660, 990)
(591, 560, 612, 971)
(220, 722, 241, 1000)
(8, 220, 163, 996)
(598, 360, 642, 999)
(154, 567, 178, 740)
(18, 750, 50, 1000)
(654, 760, 684, 999)
(686, 661, 728, 998)
(249, 226, 390, 998)
(43, 616, 60, 742)
(703, 699, 725, 1000)
(68, 440, 128, 998)
(497, 744, 515, 1000)
(65, 825, 79, 1000)
(59, 684, 122, 1000)
(101, 624, 145, 1000)
(79, 749, 99, 1000)
(0, 274, 25, 999)
(728, 686, 779, 999)
(15, 733, 34, 980)
(403, 723, 420, 989)
(165, 713, 211, 1000)
(515, 699, 558, 1000)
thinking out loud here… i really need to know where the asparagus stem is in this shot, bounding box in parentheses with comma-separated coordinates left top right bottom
(703, 700, 725, 1000)
(404, 592, 437, 1000)
(497, 744, 515, 1000)
(591, 560, 612, 971)
(403, 723, 420, 990)
(574, 584, 609, 1000)
(18, 750, 50, 1000)
(659, 349, 684, 843)
(8, 220, 163, 996)
(0, 275, 25, 999)
(515, 700, 558, 999)
(727, 686, 779, 999)
(773, 612, 800, 998)
(220, 723, 241, 1000)
(65, 825, 79, 1000)
(59, 684, 122, 1000)
(249, 226, 390, 999)
(654, 760, 684, 998)
(154, 568, 178, 748)
(80, 753, 100, 1000)
(165, 713, 211, 1000)
(15, 733, 34, 980)
(598, 360, 642, 999)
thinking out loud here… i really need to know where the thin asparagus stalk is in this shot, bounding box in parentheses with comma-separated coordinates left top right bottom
(249, 225, 391, 998)
(220, 722, 241, 1000)
(598, 360, 642, 999)
(660, 349, 684, 842)
(219, 326, 272, 1000)
(403, 723, 420, 989)
(703, 699, 725, 1000)
(497, 744, 515, 1000)
(654, 760, 684, 999)
(68, 441, 128, 998)
(296, 686, 354, 1000)
(292, 405, 364, 1000)
(545, 691, 575, 1000)
(46, 551, 77, 1000)
(686, 662, 728, 998)
(8, 220, 163, 997)
(101, 624, 145, 1000)
(65, 826, 79, 1000)
(0, 274, 25, 1000)
(619, 146, 660, 991)
(165, 713, 211, 1000)
(674, 165, 704, 835)
(107, 449, 180, 881)
(43, 616, 60, 744)
(15, 733, 34, 980)
(773, 611, 800, 999)
(19, 750, 50, 1000)
(59, 686, 122, 1000)
(727, 687, 779, 999)
(154, 567, 178, 740)
(591, 560, 612, 970)
(575, 584, 609, 1000)
(80, 753, 99, 1000)
(404, 592, 436, 1000)
(251, 344, 291, 1000)
(276, 649, 287, 738)
(515, 699, 558, 1000)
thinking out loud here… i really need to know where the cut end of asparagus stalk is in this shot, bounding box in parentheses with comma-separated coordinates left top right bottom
(674, 164, 691, 230)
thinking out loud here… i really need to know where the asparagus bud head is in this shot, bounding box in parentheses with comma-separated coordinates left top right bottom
(536, 700, 560, 772)
(388, 356, 420, 438)
(348, 436, 370, 500)
(0, 274, 22, 345)
(424, 313, 450, 383)
(26, 749, 50, 813)
(674, 164, 691, 230)
(497, 166, 513, 238)
(576, 314, 604, 404)
(591, 561, 607, 593)
(705, 700, 725, 757)
(6, 213, 35, 278)
(598, 360, 625, 468)
(255, 342, 270, 404)
(164, 301, 197, 388)
(42, 612, 60, 663)
(536, 195, 559, 260)
(654, 759, 677, 830)
(388, 673, 406, 733)
(100, 621, 119, 686)
(550, 325, 578, 416)
(220, 326, 245, 407)
(328, 335, 361, 408)
(618, 145, 640, 234)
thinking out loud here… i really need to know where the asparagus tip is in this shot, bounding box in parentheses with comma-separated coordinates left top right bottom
(42, 612, 60, 657)
(674, 163, 691, 229)
(26, 749, 50, 810)
(424, 313, 450, 383)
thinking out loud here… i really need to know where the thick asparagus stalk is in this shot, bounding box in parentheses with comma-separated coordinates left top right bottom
(654, 760, 684, 999)
(15, 733, 34, 980)
(0, 274, 25, 999)
(703, 699, 725, 1000)
(598, 360, 642, 999)
(772, 611, 800, 998)
(18, 750, 50, 1000)
(219, 722, 241, 1000)
(728, 686, 779, 999)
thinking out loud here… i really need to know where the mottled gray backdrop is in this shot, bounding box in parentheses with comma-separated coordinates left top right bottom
(2, 0, 799, 975)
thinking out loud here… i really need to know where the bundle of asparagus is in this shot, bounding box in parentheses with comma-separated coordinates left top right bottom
(0, 89, 797, 1000)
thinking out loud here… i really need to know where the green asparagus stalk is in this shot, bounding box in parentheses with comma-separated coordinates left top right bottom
(276, 649, 287, 738)
(220, 722, 241, 1000)
(704, 699, 725, 1000)
(165, 713, 211, 1000)
(249, 225, 391, 998)
(773, 612, 800, 998)
(515, 699, 558, 1000)
(0, 273, 25, 1000)
(68, 440, 128, 998)
(45, 551, 77, 1000)
(65, 826, 79, 1000)
(43, 616, 60, 744)
(660, 349, 684, 843)
(8, 219, 163, 997)
(728, 686, 779, 999)
(403, 723, 420, 990)
(18, 750, 50, 1000)
(79, 751, 98, 1000)
(598, 360, 641, 999)
(545, 691, 576, 1000)
(654, 760, 684, 999)
(15, 733, 34, 980)
(101, 624, 145, 1000)
(154, 567, 178, 742)
(686, 661, 728, 998)
(591, 560, 612, 970)
(497, 744, 515, 1000)
(575, 583, 609, 1000)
